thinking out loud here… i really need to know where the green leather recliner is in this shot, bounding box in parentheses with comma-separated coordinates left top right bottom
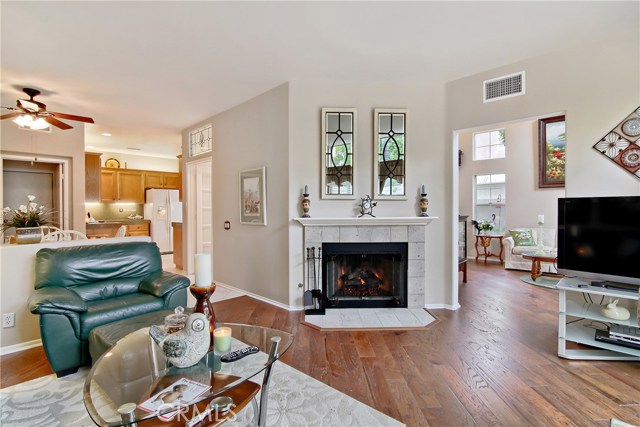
(27, 241, 190, 376)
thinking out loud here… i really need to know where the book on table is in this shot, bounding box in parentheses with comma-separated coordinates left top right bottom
(138, 378, 211, 421)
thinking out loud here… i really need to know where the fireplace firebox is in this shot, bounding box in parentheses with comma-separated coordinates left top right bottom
(322, 242, 408, 308)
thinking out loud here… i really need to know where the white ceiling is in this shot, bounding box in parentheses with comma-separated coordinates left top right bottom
(1, 1, 636, 158)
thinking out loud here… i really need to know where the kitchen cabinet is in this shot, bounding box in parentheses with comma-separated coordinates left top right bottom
(172, 222, 183, 269)
(126, 223, 150, 237)
(101, 169, 144, 203)
(86, 221, 150, 238)
(85, 152, 102, 202)
(101, 170, 117, 202)
(144, 171, 180, 190)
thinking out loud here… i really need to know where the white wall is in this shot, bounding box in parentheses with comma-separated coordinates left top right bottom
(182, 83, 290, 305)
(97, 151, 179, 172)
(459, 119, 565, 258)
(288, 81, 449, 308)
(447, 31, 640, 198)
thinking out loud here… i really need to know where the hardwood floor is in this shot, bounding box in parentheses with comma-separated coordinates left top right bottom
(1, 262, 639, 426)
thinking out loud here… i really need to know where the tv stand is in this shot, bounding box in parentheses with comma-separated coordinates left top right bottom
(557, 277, 639, 361)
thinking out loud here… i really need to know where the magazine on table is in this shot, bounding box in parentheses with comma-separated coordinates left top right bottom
(138, 378, 211, 420)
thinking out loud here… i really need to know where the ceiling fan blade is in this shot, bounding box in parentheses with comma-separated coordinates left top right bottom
(50, 111, 95, 124)
(0, 112, 22, 120)
(44, 116, 73, 130)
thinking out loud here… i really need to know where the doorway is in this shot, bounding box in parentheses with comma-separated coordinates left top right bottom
(2, 157, 68, 230)
(186, 158, 213, 277)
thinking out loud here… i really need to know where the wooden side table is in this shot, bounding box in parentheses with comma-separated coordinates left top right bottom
(474, 234, 505, 264)
(522, 252, 559, 281)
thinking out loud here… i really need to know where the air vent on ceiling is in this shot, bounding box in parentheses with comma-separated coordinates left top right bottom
(483, 71, 525, 103)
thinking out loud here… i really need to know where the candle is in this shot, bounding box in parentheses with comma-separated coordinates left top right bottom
(194, 253, 212, 287)
(213, 327, 232, 353)
(304, 184, 308, 195)
(538, 214, 545, 224)
(421, 185, 426, 194)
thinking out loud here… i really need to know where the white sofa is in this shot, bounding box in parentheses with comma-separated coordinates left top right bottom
(502, 228, 557, 272)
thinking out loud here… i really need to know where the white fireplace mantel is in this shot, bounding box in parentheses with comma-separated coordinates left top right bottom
(294, 217, 438, 227)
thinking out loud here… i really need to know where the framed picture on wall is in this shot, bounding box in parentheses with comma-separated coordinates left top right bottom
(239, 167, 267, 225)
(538, 115, 566, 188)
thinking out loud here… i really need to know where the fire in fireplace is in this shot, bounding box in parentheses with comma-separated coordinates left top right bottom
(322, 242, 407, 308)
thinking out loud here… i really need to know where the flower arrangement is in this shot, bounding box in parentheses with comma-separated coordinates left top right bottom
(478, 220, 494, 232)
(1, 195, 53, 233)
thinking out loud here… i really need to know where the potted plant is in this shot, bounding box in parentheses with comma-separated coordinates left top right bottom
(2, 195, 53, 244)
(478, 220, 494, 235)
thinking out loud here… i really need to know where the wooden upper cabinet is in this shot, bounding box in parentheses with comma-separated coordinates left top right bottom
(144, 171, 180, 189)
(163, 172, 180, 189)
(117, 171, 145, 203)
(144, 172, 164, 189)
(85, 153, 102, 202)
(101, 170, 117, 202)
(99, 166, 179, 203)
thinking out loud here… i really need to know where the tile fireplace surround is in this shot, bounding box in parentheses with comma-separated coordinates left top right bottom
(295, 217, 437, 309)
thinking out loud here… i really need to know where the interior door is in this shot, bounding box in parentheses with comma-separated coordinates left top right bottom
(186, 158, 213, 277)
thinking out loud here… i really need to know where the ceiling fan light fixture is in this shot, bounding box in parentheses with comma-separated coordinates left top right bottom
(30, 117, 50, 130)
(13, 114, 48, 130)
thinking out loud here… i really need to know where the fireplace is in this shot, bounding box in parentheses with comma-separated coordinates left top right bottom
(322, 242, 408, 308)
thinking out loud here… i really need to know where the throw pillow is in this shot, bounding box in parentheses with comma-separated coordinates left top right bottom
(509, 229, 536, 246)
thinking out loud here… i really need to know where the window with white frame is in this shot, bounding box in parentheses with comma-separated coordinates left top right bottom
(474, 174, 506, 232)
(473, 129, 505, 160)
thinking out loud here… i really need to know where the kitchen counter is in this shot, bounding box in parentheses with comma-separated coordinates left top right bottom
(86, 219, 150, 238)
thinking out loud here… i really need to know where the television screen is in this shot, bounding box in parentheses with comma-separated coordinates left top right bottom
(557, 196, 640, 284)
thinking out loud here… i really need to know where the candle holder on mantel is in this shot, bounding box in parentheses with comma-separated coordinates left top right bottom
(189, 283, 217, 351)
(301, 193, 311, 218)
(418, 186, 429, 217)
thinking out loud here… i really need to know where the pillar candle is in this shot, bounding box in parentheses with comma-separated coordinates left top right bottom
(213, 326, 232, 353)
(538, 214, 545, 224)
(194, 253, 212, 287)
(421, 185, 426, 194)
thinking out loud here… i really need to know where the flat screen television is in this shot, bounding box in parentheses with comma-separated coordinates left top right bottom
(557, 196, 640, 286)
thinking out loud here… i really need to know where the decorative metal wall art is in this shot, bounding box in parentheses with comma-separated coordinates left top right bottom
(322, 108, 356, 199)
(593, 106, 640, 180)
(374, 109, 407, 199)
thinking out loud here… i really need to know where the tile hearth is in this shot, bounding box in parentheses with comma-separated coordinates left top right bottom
(304, 308, 436, 330)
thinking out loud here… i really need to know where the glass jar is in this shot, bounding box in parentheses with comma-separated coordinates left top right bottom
(164, 306, 188, 333)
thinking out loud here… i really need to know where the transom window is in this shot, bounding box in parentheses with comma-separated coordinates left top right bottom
(473, 129, 505, 160)
(189, 124, 213, 157)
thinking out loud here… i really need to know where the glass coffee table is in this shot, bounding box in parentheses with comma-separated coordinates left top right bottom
(83, 323, 293, 427)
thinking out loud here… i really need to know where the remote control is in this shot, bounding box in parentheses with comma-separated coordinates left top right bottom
(221, 346, 259, 362)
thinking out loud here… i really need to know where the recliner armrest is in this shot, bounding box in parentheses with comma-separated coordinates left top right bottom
(28, 287, 88, 315)
(139, 271, 190, 298)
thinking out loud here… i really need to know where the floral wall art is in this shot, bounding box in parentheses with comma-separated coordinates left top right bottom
(538, 115, 566, 188)
(593, 106, 640, 180)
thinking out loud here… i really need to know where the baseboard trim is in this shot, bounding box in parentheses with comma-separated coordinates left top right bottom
(425, 303, 461, 311)
(215, 282, 303, 312)
(0, 339, 42, 356)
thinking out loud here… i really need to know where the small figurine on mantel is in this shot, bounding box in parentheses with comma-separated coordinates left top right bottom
(418, 185, 429, 217)
(301, 185, 311, 218)
(359, 195, 377, 217)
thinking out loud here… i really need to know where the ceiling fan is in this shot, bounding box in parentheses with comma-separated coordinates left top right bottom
(1, 87, 95, 130)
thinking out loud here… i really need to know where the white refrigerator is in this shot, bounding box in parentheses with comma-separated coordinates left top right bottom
(144, 189, 182, 253)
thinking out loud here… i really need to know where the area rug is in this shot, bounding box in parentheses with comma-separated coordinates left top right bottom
(0, 362, 404, 427)
(519, 274, 560, 289)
